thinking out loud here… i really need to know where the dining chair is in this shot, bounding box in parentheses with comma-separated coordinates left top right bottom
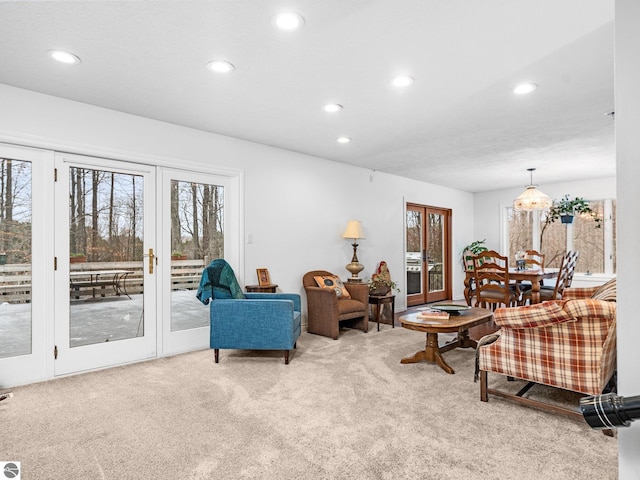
(525, 250, 545, 269)
(473, 250, 519, 310)
(521, 250, 579, 304)
(517, 249, 546, 292)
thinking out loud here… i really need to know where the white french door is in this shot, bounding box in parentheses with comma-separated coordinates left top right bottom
(159, 168, 239, 355)
(53, 153, 157, 375)
(1, 144, 241, 387)
(0, 143, 53, 386)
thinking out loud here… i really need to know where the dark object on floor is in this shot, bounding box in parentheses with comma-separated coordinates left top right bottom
(581, 393, 640, 429)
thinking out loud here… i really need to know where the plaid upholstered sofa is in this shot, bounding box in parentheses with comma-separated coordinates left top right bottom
(476, 278, 617, 420)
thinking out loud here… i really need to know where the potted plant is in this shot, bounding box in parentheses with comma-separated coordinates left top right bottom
(549, 195, 601, 225)
(539, 195, 601, 253)
(461, 239, 488, 270)
(171, 250, 187, 260)
(369, 277, 400, 296)
(70, 253, 87, 263)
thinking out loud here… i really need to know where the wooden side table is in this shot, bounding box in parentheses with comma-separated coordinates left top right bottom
(369, 294, 395, 331)
(245, 284, 278, 293)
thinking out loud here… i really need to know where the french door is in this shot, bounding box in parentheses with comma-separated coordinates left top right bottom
(53, 154, 157, 375)
(406, 204, 452, 306)
(0, 144, 240, 386)
(159, 168, 238, 355)
(0, 143, 53, 386)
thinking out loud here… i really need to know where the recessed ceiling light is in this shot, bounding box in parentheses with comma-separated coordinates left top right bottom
(513, 83, 538, 95)
(324, 104, 343, 113)
(207, 60, 235, 73)
(337, 137, 351, 144)
(391, 75, 414, 88)
(48, 50, 81, 65)
(272, 12, 305, 31)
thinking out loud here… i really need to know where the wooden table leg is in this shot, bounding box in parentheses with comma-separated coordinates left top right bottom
(457, 329, 477, 349)
(531, 282, 541, 305)
(400, 332, 455, 374)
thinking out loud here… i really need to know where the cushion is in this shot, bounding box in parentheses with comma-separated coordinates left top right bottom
(314, 275, 351, 299)
(494, 301, 575, 329)
(591, 278, 616, 302)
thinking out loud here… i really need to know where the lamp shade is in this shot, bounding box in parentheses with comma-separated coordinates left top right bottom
(513, 185, 553, 211)
(342, 220, 365, 240)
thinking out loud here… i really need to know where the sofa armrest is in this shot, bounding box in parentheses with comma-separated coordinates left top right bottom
(344, 282, 369, 304)
(563, 287, 599, 300)
(245, 292, 301, 312)
(494, 301, 575, 329)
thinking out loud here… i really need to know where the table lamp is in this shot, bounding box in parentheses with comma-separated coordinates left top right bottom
(343, 220, 365, 282)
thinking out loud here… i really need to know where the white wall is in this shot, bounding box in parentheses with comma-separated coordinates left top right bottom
(0, 84, 474, 314)
(615, 0, 640, 477)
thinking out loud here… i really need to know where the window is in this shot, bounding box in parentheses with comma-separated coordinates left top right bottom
(507, 199, 615, 274)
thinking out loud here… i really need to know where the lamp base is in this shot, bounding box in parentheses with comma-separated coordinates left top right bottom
(345, 261, 364, 283)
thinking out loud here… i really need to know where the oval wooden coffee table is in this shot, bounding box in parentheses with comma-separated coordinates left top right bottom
(399, 306, 493, 374)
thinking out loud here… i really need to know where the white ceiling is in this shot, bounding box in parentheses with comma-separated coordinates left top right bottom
(0, 1, 615, 193)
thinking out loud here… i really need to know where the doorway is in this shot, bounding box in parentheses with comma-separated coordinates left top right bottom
(406, 203, 451, 306)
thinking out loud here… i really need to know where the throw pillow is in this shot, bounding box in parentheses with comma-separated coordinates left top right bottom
(314, 275, 351, 299)
(591, 277, 616, 302)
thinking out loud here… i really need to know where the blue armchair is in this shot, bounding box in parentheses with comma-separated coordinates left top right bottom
(209, 293, 302, 364)
(197, 259, 302, 364)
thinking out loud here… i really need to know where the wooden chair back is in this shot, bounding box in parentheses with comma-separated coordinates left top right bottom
(553, 250, 579, 298)
(524, 250, 545, 269)
(473, 250, 516, 309)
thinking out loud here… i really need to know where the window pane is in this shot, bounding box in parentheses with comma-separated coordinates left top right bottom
(170, 180, 224, 331)
(69, 167, 145, 347)
(573, 200, 605, 274)
(0, 158, 32, 359)
(540, 211, 566, 269)
(508, 208, 533, 265)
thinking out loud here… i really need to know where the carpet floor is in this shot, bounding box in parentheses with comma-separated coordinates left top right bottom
(0, 325, 617, 479)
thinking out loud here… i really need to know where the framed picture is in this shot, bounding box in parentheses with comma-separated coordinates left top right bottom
(257, 268, 271, 286)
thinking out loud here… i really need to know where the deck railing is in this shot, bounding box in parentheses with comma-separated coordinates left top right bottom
(0, 259, 206, 303)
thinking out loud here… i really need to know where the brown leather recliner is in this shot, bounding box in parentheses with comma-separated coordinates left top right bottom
(302, 270, 369, 339)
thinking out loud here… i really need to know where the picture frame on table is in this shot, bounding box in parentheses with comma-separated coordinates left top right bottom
(257, 268, 271, 286)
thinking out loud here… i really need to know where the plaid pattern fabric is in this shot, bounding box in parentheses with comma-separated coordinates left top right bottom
(478, 299, 616, 395)
(493, 301, 575, 329)
(563, 277, 616, 302)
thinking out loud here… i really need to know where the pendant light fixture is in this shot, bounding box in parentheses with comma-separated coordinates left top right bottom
(513, 168, 553, 211)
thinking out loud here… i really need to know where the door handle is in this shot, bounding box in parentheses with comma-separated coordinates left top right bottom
(148, 248, 154, 274)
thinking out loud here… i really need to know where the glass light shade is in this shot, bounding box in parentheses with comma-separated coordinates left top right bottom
(513, 185, 553, 211)
(343, 220, 365, 240)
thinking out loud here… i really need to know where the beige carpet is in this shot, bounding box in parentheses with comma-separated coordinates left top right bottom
(0, 326, 617, 479)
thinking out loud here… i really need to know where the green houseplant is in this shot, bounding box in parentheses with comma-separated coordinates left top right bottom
(549, 195, 601, 225)
(539, 195, 601, 254)
(461, 239, 488, 270)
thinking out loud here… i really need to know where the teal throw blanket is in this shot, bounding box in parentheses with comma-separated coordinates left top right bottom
(196, 259, 245, 305)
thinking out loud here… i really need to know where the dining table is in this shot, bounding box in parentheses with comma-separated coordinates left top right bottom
(464, 267, 558, 305)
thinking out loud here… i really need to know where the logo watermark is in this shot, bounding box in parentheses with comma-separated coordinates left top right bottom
(1, 462, 20, 479)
